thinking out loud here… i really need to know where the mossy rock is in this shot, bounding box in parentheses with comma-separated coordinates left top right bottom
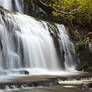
(76, 44, 92, 71)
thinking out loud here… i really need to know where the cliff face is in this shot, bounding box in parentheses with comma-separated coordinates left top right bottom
(76, 44, 92, 71)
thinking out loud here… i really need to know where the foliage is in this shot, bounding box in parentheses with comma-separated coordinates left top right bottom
(79, 61, 89, 71)
(72, 29, 83, 41)
(43, 0, 92, 27)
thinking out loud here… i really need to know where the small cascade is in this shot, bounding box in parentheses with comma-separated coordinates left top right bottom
(0, 0, 24, 13)
(13, 0, 24, 13)
(0, 0, 13, 11)
(89, 44, 92, 53)
(56, 24, 77, 71)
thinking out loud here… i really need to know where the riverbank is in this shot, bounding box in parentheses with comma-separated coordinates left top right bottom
(0, 85, 92, 92)
(0, 72, 92, 90)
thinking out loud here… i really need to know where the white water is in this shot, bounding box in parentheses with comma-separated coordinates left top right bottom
(0, 13, 77, 75)
(13, 14, 61, 70)
(0, 0, 78, 76)
(56, 24, 76, 71)
(0, 0, 24, 13)
(0, 0, 13, 11)
(89, 44, 92, 53)
(14, 0, 24, 13)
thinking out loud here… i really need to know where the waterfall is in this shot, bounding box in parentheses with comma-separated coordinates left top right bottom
(13, 0, 24, 13)
(0, 0, 78, 75)
(0, 0, 13, 11)
(56, 24, 77, 71)
(0, 0, 24, 13)
(89, 44, 92, 53)
(0, 13, 77, 74)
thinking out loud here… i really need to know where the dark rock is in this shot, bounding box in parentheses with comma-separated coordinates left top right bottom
(78, 83, 88, 89)
(76, 44, 92, 71)
(88, 83, 92, 88)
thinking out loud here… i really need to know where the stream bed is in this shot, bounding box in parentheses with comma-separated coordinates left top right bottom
(0, 85, 92, 92)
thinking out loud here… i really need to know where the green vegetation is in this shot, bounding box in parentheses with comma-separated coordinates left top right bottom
(42, 0, 92, 27)
(79, 61, 88, 71)
(39, 0, 92, 42)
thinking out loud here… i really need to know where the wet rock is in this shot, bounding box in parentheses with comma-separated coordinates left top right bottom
(76, 44, 92, 71)
(88, 83, 92, 88)
(78, 83, 88, 89)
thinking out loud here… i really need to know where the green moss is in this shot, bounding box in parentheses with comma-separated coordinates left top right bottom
(76, 44, 92, 71)
(80, 62, 88, 69)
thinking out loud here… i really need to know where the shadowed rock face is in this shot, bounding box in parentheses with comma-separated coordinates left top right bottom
(76, 44, 92, 71)
(24, 0, 46, 17)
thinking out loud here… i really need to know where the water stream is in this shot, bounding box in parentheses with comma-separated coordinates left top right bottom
(0, 0, 24, 13)
(0, 0, 91, 91)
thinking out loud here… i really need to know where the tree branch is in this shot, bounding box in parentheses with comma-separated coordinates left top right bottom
(37, 0, 78, 15)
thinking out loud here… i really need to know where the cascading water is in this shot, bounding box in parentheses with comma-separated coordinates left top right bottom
(0, 0, 13, 11)
(0, 0, 78, 76)
(0, 0, 24, 13)
(89, 44, 92, 53)
(56, 24, 77, 71)
(0, 1, 92, 92)
(14, 0, 24, 13)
